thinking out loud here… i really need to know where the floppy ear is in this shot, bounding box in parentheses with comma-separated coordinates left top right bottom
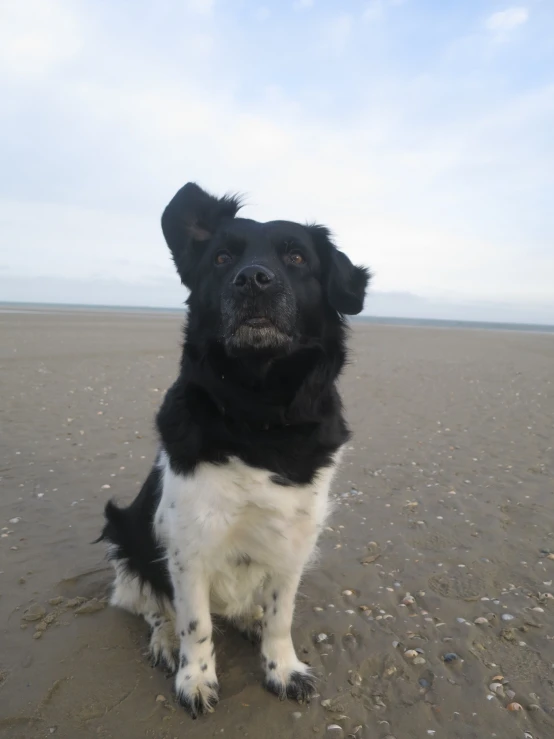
(161, 182, 242, 288)
(307, 224, 371, 315)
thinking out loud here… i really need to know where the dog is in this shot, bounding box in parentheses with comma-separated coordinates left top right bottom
(98, 182, 370, 718)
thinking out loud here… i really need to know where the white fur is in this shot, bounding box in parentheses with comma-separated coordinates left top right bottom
(111, 446, 342, 711)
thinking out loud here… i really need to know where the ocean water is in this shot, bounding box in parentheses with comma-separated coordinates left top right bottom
(1, 302, 554, 334)
(352, 315, 554, 334)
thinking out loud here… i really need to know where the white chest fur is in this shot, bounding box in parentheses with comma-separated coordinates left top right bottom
(153, 448, 341, 616)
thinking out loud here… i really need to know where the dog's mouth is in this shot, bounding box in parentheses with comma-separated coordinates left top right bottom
(224, 313, 292, 357)
(242, 317, 274, 328)
(221, 292, 295, 357)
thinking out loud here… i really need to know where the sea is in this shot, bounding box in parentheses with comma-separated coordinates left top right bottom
(1, 302, 553, 334)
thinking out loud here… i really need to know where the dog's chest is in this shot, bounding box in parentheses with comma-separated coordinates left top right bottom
(156, 452, 336, 569)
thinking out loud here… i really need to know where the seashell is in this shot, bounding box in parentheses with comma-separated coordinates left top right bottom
(358, 605, 371, 612)
(489, 683, 505, 697)
(531, 607, 544, 613)
(404, 650, 418, 659)
(361, 542, 381, 564)
(491, 675, 504, 682)
(342, 589, 354, 596)
(327, 725, 344, 734)
(315, 633, 328, 643)
(413, 657, 426, 665)
(474, 617, 489, 625)
(313, 606, 324, 612)
(501, 614, 515, 621)
(547, 554, 554, 560)
(507, 702, 524, 711)
(506, 689, 516, 700)
(402, 594, 416, 606)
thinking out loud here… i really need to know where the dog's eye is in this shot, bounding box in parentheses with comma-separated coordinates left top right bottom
(285, 250, 306, 266)
(215, 251, 233, 265)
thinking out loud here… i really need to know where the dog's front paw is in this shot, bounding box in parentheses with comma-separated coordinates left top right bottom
(263, 658, 316, 703)
(174, 665, 219, 718)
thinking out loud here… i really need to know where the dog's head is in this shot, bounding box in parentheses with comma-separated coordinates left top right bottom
(162, 182, 370, 356)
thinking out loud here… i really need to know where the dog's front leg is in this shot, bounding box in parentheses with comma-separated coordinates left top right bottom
(260, 570, 316, 702)
(168, 554, 218, 718)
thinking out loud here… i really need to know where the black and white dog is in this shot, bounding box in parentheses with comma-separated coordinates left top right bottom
(99, 182, 370, 717)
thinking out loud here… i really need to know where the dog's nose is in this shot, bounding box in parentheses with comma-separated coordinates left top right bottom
(233, 265, 275, 293)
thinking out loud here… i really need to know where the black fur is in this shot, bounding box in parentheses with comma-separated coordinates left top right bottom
(264, 670, 316, 702)
(99, 181, 370, 607)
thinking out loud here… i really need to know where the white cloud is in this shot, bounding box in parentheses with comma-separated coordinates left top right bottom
(363, 0, 384, 22)
(185, 0, 215, 16)
(363, 0, 405, 23)
(0, 200, 165, 284)
(1, 0, 552, 314)
(0, 0, 82, 77)
(293, 0, 315, 10)
(485, 7, 529, 32)
(4, 68, 553, 304)
(321, 14, 352, 55)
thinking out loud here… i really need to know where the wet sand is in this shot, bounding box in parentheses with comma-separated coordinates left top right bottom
(1, 308, 554, 739)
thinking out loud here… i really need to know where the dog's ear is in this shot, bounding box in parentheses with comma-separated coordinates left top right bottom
(161, 182, 242, 287)
(307, 224, 370, 315)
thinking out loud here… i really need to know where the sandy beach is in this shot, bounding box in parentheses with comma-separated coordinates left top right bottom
(1, 308, 554, 739)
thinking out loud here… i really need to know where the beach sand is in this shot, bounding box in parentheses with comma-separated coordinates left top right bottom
(1, 308, 554, 739)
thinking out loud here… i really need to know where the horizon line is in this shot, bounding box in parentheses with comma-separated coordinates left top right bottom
(2, 300, 554, 331)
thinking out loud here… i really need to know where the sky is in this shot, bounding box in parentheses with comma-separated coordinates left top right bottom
(1, 0, 553, 322)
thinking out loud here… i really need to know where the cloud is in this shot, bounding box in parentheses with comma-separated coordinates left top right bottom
(0, 0, 552, 317)
(0, 0, 82, 77)
(293, 0, 314, 9)
(185, 0, 215, 15)
(363, 0, 406, 22)
(485, 7, 529, 32)
(320, 14, 352, 55)
(363, 1, 384, 23)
